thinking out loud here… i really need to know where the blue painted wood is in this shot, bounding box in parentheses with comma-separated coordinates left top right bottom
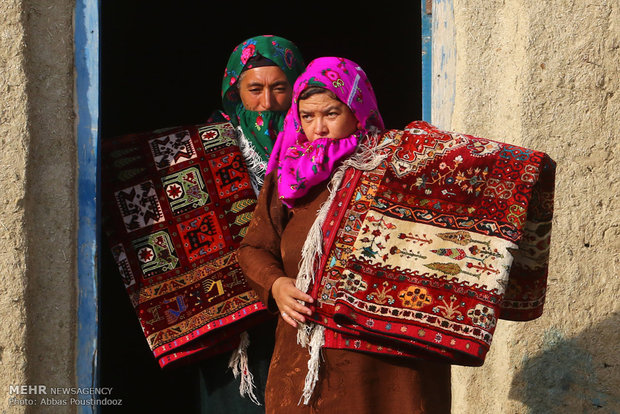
(431, 0, 456, 129)
(75, 0, 100, 412)
(421, 0, 433, 122)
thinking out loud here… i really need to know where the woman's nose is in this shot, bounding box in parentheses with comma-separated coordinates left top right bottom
(260, 90, 276, 110)
(314, 117, 328, 136)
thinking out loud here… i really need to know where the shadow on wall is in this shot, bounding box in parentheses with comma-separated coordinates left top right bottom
(510, 313, 620, 414)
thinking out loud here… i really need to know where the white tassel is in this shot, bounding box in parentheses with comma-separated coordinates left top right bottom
(296, 130, 393, 345)
(295, 174, 339, 347)
(299, 325, 326, 405)
(236, 126, 268, 195)
(294, 130, 395, 402)
(228, 331, 261, 406)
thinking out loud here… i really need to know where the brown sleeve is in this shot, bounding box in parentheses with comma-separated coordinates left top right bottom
(238, 171, 289, 312)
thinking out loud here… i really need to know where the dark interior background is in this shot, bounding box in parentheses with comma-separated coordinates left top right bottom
(100, 2, 421, 412)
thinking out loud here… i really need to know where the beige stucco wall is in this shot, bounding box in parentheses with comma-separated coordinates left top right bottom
(0, 0, 76, 412)
(0, 1, 31, 409)
(433, 1, 619, 413)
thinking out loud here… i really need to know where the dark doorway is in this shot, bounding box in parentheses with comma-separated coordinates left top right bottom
(100, 2, 421, 412)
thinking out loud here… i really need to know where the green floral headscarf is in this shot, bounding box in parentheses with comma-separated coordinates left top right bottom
(221, 36, 305, 171)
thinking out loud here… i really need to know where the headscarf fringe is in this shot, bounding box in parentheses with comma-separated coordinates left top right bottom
(296, 130, 394, 403)
(228, 331, 261, 406)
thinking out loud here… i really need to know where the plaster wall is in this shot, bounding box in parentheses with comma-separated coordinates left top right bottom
(0, 0, 76, 412)
(0, 2, 30, 410)
(432, 1, 620, 413)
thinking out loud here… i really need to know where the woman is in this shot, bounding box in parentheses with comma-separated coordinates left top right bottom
(197, 35, 305, 413)
(238, 57, 451, 413)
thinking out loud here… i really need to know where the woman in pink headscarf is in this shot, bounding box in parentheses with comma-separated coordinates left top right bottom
(238, 57, 451, 413)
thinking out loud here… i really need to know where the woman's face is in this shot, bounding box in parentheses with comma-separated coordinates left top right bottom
(298, 92, 361, 142)
(238, 66, 293, 112)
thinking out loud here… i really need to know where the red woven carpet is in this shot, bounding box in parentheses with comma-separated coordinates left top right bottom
(307, 121, 555, 365)
(102, 121, 268, 367)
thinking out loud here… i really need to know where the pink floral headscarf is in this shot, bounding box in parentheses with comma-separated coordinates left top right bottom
(267, 57, 384, 207)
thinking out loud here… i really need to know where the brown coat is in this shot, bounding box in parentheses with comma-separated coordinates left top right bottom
(238, 172, 452, 414)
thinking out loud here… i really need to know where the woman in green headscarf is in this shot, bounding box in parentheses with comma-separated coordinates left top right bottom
(198, 35, 305, 413)
(218, 35, 305, 194)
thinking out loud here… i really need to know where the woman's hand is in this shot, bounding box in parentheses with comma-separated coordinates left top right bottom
(271, 277, 314, 328)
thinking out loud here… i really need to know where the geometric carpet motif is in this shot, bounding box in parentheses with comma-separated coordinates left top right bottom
(103, 121, 267, 368)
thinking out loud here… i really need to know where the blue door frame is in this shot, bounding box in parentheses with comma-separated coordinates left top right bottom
(421, 0, 433, 122)
(75, 0, 100, 412)
(73, 2, 434, 412)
